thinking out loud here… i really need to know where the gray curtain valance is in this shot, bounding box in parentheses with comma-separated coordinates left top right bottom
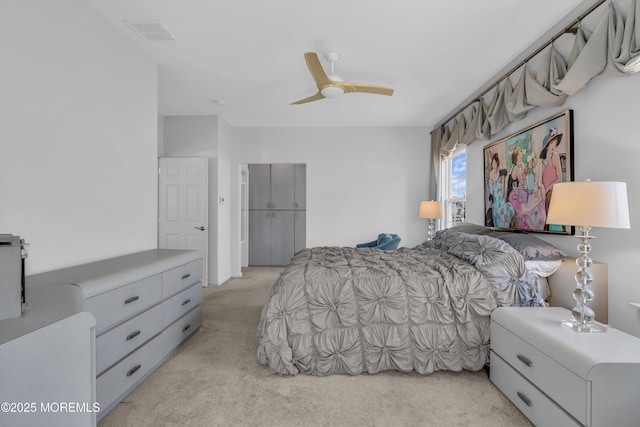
(555, 2, 626, 95)
(430, 0, 639, 162)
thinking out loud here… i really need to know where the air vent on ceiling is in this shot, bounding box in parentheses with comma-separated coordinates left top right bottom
(125, 20, 177, 42)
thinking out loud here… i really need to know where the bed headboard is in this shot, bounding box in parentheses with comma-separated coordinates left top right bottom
(547, 258, 608, 324)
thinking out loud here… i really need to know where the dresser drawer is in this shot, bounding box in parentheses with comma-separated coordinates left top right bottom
(87, 274, 162, 334)
(162, 282, 202, 328)
(491, 321, 587, 424)
(162, 306, 201, 352)
(96, 303, 164, 375)
(161, 259, 203, 298)
(96, 329, 166, 413)
(490, 351, 581, 427)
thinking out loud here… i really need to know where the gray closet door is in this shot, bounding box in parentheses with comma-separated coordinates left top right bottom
(294, 164, 306, 210)
(294, 211, 306, 253)
(248, 163, 305, 266)
(271, 210, 295, 266)
(270, 164, 295, 210)
(248, 211, 272, 265)
(248, 164, 271, 210)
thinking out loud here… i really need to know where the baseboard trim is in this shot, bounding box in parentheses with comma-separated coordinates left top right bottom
(208, 274, 231, 286)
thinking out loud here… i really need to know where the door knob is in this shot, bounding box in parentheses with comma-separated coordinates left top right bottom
(194, 226, 206, 231)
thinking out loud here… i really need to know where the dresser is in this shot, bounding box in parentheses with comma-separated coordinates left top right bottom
(28, 249, 204, 421)
(490, 307, 640, 427)
(0, 284, 96, 427)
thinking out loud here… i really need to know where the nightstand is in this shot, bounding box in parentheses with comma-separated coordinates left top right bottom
(490, 307, 640, 427)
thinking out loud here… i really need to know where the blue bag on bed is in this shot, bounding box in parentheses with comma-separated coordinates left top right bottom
(356, 233, 401, 250)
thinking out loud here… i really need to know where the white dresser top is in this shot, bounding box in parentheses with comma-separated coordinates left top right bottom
(27, 249, 203, 298)
(492, 307, 640, 379)
(0, 283, 96, 345)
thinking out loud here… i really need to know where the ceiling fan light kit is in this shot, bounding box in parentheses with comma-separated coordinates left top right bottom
(291, 51, 394, 105)
(320, 86, 344, 98)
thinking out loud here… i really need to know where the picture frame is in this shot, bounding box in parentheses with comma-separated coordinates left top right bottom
(483, 110, 574, 234)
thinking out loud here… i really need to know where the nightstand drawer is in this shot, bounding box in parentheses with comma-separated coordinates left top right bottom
(490, 351, 581, 427)
(491, 321, 587, 424)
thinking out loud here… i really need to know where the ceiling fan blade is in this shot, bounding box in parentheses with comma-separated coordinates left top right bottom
(339, 82, 394, 96)
(290, 91, 325, 105)
(304, 52, 333, 89)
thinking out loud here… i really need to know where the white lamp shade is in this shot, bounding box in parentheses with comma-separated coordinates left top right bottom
(418, 201, 443, 219)
(546, 181, 630, 228)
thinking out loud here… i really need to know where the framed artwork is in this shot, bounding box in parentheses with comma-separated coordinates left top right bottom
(483, 110, 574, 234)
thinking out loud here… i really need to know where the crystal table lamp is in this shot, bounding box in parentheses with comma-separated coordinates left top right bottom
(419, 201, 443, 241)
(546, 180, 630, 333)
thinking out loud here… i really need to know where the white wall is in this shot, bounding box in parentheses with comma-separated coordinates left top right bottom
(228, 127, 429, 276)
(464, 71, 640, 336)
(217, 119, 233, 282)
(0, 0, 158, 274)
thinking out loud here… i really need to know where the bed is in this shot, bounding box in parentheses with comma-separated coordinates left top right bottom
(257, 226, 567, 377)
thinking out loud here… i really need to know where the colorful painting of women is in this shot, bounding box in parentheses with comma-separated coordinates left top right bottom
(483, 110, 573, 234)
(488, 153, 515, 228)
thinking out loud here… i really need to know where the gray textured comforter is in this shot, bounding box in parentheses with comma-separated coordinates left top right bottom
(257, 230, 534, 376)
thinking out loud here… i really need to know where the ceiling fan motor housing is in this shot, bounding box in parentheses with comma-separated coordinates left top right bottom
(325, 52, 340, 63)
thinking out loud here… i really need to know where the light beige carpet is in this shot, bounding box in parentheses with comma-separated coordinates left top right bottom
(98, 266, 532, 427)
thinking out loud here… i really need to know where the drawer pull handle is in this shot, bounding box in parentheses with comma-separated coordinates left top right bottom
(124, 296, 139, 305)
(181, 299, 191, 306)
(181, 273, 191, 280)
(126, 330, 141, 341)
(517, 354, 533, 367)
(182, 324, 191, 333)
(517, 392, 533, 407)
(126, 364, 141, 377)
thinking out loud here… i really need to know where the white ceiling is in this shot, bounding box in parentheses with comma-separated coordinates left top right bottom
(85, 0, 585, 128)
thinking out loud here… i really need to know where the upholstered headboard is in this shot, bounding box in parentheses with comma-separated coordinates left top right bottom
(547, 257, 608, 323)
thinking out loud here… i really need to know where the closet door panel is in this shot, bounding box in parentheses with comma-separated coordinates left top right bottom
(270, 164, 295, 210)
(294, 164, 306, 210)
(248, 164, 271, 210)
(249, 211, 272, 265)
(271, 211, 295, 266)
(294, 211, 306, 254)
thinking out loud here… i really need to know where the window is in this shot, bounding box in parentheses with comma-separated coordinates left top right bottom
(442, 147, 466, 228)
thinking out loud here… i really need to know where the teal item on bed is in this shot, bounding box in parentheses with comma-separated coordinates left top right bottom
(356, 233, 401, 250)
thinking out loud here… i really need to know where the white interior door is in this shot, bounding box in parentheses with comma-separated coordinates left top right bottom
(158, 157, 208, 284)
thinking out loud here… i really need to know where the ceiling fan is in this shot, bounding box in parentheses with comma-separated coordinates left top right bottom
(291, 52, 394, 105)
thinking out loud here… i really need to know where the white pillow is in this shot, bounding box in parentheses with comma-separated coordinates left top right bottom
(525, 259, 563, 277)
